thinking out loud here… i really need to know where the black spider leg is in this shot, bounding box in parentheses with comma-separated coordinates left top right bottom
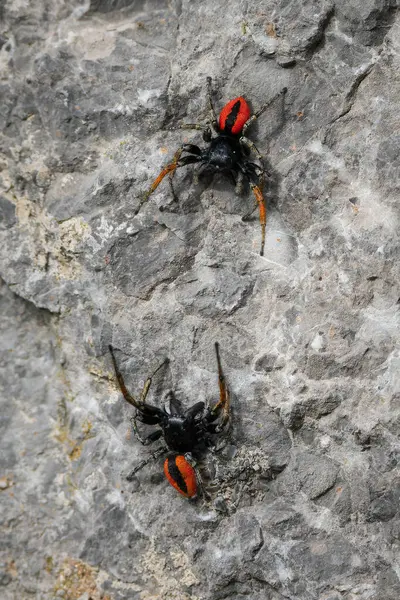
(205, 342, 230, 433)
(186, 401, 206, 421)
(193, 159, 211, 181)
(228, 169, 238, 188)
(108, 347, 170, 481)
(188, 398, 217, 452)
(238, 131, 267, 195)
(126, 445, 168, 481)
(131, 418, 164, 446)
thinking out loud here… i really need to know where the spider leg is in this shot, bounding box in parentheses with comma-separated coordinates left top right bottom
(136, 145, 202, 215)
(241, 87, 287, 137)
(205, 343, 230, 433)
(235, 170, 244, 195)
(130, 419, 163, 446)
(241, 203, 258, 220)
(109, 345, 167, 425)
(140, 357, 170, 403)
(109, 345, 140, 408)
(126, 445, 167, 481)
(175, 123, 213, 142)
(227, 170, 237, 187)
(168, 175, 179, 203)
(239, 87, 287, 195)
(185, 401, 206, 420)
(131, 356, 169, 445)
(206, 77, 219, 133)
(239, 136, 263, 162)
(244, 160, 269, 191)
(192, 163, 202, 186)
(194, 161, 211, 181)
(168, 149, 202, 201)
(245, 161, 266, 177)
(238, 162, 267, 257)
(242, 183, 266, 257)
(251, 184, 267, 257)
(174, 124, 207, 133)
(239, 138, 269, 194)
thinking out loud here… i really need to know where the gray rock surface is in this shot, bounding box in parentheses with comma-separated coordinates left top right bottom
(0, 1, 399, 599)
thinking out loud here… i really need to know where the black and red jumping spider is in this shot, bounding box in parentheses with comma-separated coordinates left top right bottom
(108, 343, 230, 499)
(136, 77, 287, 256)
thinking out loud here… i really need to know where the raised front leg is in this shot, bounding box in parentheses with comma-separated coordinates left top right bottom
(109, 345, 141, 408)
(206, 342, 230, 433)
(109, 345, 166, 423)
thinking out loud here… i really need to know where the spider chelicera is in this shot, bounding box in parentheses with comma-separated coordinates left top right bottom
(136, 77, 287, 256)
(108, 343, 230, 499)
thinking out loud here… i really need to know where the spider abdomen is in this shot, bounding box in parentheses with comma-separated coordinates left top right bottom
(139, 78, 287, 257)
(164, 455, 197, 498)
(219, 96, 251, 135)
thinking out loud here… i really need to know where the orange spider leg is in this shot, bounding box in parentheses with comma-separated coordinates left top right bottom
(109, 344, 139, 408)
(135, 147, 183, 215)
(209, 342, 230, 429)
(250, 184, 266, 257)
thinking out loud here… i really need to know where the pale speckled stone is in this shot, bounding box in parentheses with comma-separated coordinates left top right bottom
(0, 1, 399, 599)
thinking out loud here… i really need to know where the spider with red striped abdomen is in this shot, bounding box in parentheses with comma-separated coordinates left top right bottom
(108, 342, 230, 500)
(136, 77, 287, 256)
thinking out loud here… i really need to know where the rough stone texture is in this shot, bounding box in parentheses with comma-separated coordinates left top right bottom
(0, 1, 399, 599)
